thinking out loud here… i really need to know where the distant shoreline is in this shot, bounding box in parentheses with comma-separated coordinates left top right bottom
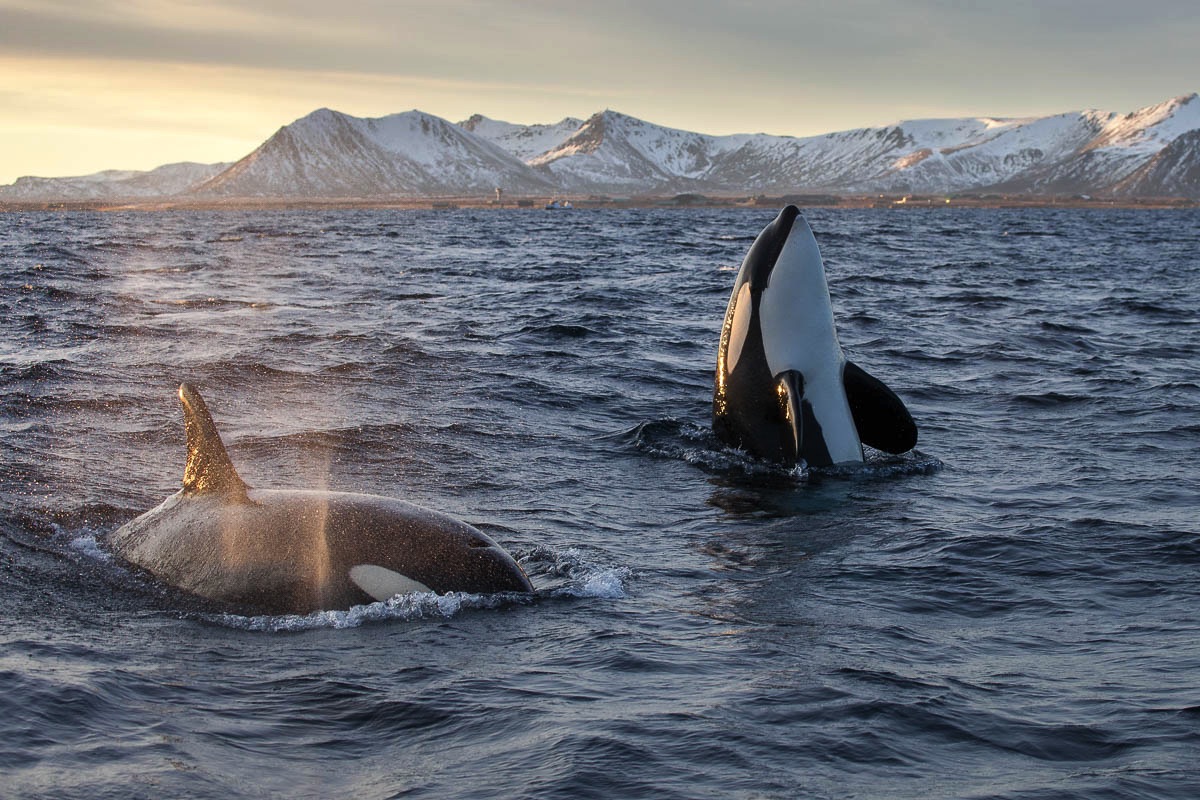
(2, 193, 1197, 212)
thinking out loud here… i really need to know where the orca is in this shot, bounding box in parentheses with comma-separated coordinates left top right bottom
(713, 205, 917, 467)
(108, 384, 532, 614)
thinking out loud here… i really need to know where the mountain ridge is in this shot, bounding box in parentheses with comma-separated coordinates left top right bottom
(4, 93, 1199, 202)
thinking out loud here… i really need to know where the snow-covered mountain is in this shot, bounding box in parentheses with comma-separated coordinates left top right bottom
(999, 93, 1200, 195)
(469, 94, 1200, 198)
(4, 93, 1200, 202)
(0, 162, 229, 202)
(526, 110, 742, 193)
(459, 114, 583, 161)
(1114, 130, 1200, 197)
(193, 108, 555, 197)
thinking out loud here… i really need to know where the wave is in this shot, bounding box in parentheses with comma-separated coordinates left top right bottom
(213, 590, 530, 632)
(626, 418, 942, 482)
(4, 207, 1198, 799)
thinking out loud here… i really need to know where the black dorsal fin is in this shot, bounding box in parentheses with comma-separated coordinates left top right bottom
(179, 383, 250, 499)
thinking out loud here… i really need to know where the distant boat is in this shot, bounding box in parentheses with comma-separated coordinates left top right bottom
(544, 199, 574, 210)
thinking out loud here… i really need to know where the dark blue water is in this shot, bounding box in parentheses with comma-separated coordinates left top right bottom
(2, 206, 1197, 798)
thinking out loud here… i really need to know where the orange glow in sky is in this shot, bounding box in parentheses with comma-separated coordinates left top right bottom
(2, 1, 1197, 184)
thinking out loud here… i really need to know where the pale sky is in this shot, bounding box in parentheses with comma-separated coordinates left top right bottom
(2, 0, 1198, 184)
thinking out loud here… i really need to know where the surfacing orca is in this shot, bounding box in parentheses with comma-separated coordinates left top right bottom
(713, 205, 917, 467)
(109, 384, 532, 614)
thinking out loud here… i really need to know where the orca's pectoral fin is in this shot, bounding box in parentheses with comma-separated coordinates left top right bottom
(843, 362, 918, 455)
(179, 383, 250, 500)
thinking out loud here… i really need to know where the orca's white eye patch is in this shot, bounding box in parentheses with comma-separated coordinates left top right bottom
(726, 281, 754, 371)
(349, 564, 432, 600)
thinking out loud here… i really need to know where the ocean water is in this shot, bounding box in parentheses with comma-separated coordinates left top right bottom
(1, 206, 1197, 799)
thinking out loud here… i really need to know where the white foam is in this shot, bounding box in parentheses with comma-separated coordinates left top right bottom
(68, 533, 112, 563)
(572, 567, 630, 599)
(217, 590, 517, 632)
(522, 546, 631, 600)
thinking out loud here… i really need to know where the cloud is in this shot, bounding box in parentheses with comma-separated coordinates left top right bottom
(3, 0, 1197, 106)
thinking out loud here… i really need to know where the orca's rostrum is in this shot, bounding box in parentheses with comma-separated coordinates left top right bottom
(109, 384, 532, 615)
(713, 206, 918, 467)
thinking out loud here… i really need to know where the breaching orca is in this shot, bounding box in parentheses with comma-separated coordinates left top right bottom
(109, 384, 532, 614)
(713, 205, 917, 467)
